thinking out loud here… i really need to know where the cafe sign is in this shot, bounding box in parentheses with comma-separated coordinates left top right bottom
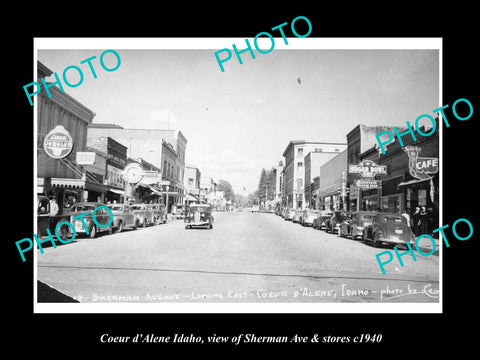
(348, 159, 387, 178)
(404, 146, 438, 180)
(43, 125, 74, 159)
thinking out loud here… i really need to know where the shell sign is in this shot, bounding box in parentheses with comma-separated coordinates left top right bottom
(43, 125, 74, 159)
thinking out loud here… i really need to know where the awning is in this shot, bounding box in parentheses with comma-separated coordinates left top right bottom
(138, 182, 163, 196)
(108, 188, 125, 195)
(397, 177, 432, 188)
(51, 178, 85, 188)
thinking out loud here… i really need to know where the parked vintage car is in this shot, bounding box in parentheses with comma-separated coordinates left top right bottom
(327, 211, 352, 233)
(37, 195, 72, 240)
(363, 212, 416, 248)
(184, 204, 214, 229)
(284, 208, 295, 221)
(301, 209, 320, 226)
(107, 204, 138, 233)
(292, 209, 303, 223)
(69, 202, 113, 238)
(339, 211, 376, 239)
(313, 211, 332, 230)
(251, 205, 260, 213)
(130, 203, 154, 227)
(146, 203, 167, 224)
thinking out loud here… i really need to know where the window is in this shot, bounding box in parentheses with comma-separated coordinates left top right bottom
(335, 148, 340, 152)
(315, 148, 323, 153)
(297, 148, 303, 157)
(297, 162, 303, 171)
(296, 179, 303, 190)
(188, 178, 194, 186)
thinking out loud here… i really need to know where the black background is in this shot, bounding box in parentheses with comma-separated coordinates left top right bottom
(7, 4, 478, 354)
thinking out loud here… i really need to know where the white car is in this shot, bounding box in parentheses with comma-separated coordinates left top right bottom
(251, 205, 260, 213)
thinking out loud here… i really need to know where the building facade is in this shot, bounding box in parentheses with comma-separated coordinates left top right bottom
(318, 149, 348, 211)
(282, 141, 347, 209)
(87, 124, 187, 209)
(184, 165, 202, 203)
(37, 61, 99, 212)
(86, 135, 128, 203)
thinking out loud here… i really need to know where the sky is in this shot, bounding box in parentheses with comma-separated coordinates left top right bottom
(37, 39, 440, 196)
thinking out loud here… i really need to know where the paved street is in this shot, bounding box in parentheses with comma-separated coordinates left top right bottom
(37, 211, 439, 304)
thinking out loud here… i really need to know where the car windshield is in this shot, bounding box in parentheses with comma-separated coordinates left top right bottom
(109, 206, 124, 211)
(71, 204, 96, 212)
(383, 215, 405, 223)
(361, 214, 374, 220)
(189, 206, 210, 213)
(307, 210, 319, 215)
(130, 205, 145, 210)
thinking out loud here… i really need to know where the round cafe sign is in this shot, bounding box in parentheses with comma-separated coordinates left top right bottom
(43, 125, 74, 159)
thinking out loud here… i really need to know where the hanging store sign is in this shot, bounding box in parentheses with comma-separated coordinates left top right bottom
(348, 159, 387, 178)
(76, 152, 96, 165)
(355, 179, 381, 189)
(43, 125, 74, 159)
(404, 146, 438, 180)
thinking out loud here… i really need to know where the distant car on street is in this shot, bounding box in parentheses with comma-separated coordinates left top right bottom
(69, 202, 113, 238)
(108, 204, 138, 233)
(312, 211, 332, 230)
(251, 205, 260, 213)
(301, 209, 320, 226)
(146, 203, 167, 224)
(292, 209, 303, 224)
(173, 204, 186, 219)
(339, 211, 375, 239)
(363, 212, 415, 248)
(184, 204, 214, 229)
(327, 211, 352, 233)
(284, 208, 295, 221)
(130, 203, 154, 227)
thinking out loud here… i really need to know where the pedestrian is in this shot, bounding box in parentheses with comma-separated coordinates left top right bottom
(401, 209, 410, 226)
(49, 197, 59, 216)
(419, 206, 429, 235)
(412, 206, 421, 236)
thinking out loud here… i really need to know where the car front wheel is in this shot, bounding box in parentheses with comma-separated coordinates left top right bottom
(89, 225, 97, 239)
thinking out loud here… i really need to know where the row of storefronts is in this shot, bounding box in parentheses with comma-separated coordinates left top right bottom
(36, 61, 187, 215)
(279, 122, 439, 229)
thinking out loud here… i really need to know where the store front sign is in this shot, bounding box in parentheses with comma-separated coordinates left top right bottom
(76, 152, 96, 165)
(355, 179, 381, 189)
(43, 125, 73, 159)
(348, 160, 387, 178)
(405, 146, 438, 180)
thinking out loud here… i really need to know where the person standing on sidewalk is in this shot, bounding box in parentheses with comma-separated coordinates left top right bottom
(412, 206, 421, 236)
(419, 206, 429, 235)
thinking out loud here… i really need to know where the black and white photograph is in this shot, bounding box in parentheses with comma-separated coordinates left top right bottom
(33, 38, 441, 313)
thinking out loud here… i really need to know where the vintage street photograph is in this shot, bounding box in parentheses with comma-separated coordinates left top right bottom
(33, 38, 441, 313)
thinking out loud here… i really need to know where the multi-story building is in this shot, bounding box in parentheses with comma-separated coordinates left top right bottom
(37, 61, 100, 212)
(87, 124, 187, 210)
(318, 149, 348, 211)
(184, 165, 201, 203)
(86, 135, 128, 203)
(282, 140, 347, 209)
(304, 150, 343, 208)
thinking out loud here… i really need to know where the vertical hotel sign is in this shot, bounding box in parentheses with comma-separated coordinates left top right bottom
(43, 125, 74, 159)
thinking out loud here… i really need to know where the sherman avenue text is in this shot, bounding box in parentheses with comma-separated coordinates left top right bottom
(214, 16, 312, 72)
(375, 97, 473, 154)
(375, 217, 473, 274)
(15, 205, 113, 262)
(24, 49, 121, 106)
